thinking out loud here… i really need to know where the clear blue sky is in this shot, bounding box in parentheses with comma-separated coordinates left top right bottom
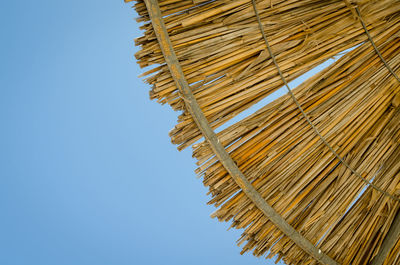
(0, 1, 283, 265)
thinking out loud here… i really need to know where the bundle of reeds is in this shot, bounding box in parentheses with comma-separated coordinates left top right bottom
(126, 0, 400, 264)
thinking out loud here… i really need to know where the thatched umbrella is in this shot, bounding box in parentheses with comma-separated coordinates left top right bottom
(125, 0, 400, 264)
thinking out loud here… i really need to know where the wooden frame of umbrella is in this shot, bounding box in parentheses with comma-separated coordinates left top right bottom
(126, 1, 400, 264)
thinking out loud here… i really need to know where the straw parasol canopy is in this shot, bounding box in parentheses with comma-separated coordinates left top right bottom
(126, 0, 400, 264)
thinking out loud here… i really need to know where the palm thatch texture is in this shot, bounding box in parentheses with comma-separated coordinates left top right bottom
(127, 0, 400, 264)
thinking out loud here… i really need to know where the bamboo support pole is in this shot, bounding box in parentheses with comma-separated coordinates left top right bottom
(143, 0, 339, 264)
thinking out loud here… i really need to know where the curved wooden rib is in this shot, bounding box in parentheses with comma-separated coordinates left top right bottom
(143, 0, 339, 264)
(371, 209, 400, 265)
(353, 6, 400, 265)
